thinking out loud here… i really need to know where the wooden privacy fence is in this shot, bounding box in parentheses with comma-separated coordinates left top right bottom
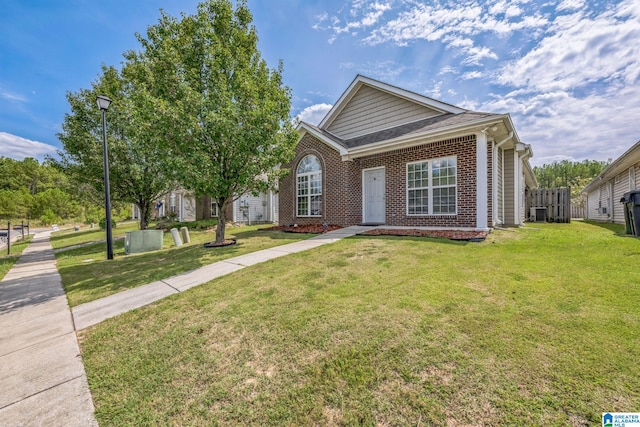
(526, 188, 571, 223)
(571, 204, 585, 219)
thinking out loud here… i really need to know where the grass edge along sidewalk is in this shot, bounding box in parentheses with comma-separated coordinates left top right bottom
(72, 226, 374, 330)
(55, 224, 314, 307)
(79, 222, 640, 426)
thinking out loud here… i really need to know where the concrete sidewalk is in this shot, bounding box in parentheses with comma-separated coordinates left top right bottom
(0, 231, 98, 427)
(72, 225, 376, 330)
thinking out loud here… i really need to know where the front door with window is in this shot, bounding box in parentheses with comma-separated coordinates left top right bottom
(363, 168, 385, 224)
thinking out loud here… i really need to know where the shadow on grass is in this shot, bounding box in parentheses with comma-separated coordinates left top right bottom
(58, 229, 314, 306)
(581, 220, 629, 236)
(352, 234, 470, 246)
(49, 228, 98, 243)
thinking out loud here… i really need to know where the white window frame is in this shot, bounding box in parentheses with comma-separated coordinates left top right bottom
(210, 200, 218, 217)
(406, 156, 457, 216)
(170, 192, 177, 214)
(296, 155, 323, 217)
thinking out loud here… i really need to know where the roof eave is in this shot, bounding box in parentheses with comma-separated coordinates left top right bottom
(342, 116, 507, 160)
(298, 122, 349, 156)
(582, 140, 640, 194)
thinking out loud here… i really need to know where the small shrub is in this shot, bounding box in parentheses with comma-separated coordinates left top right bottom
(99, 217, 117, 230)
(40, 209, 61, 226)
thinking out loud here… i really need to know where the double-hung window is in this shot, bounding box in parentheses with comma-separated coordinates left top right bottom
(297, 155, 322, 216)
(407, 157, 457, 215)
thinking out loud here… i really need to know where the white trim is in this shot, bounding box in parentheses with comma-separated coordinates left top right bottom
(362, 166, 386, 224)
(297, 123, 348, 157)
(296, 154, 323, 217)
(319, 75, 465, 129)
(513, 150, 520, 226)
(406, 156, 457, 216)
(342, 117, 506, 160)
(583, 140, 640, 194)
(476, 132, 488, 229)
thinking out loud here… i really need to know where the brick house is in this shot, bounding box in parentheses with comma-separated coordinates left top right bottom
(279, 75, 536, 231)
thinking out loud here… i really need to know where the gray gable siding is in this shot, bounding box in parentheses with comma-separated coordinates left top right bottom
(326, 85, 442, 140)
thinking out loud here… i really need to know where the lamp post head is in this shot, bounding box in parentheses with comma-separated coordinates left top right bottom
(96, 95, 112, 111)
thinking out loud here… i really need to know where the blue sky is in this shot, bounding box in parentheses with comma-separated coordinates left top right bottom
(1, 0, 638, 166)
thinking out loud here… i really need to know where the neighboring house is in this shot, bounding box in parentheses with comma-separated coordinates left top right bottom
(134, 190, 278, 224)
(280, 75, 536, 230)
(582, 140, 640, 224)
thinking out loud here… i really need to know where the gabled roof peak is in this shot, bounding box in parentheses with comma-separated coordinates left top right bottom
(318, 74, 467, 130)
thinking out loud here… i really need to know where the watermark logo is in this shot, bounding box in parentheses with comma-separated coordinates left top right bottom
(603, 413, 640, 427)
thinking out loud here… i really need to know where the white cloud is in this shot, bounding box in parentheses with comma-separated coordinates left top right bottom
(557, 0, 586, 12)
(498, 1, 640, 92)
(356, 2, 548, 64)
(477, 84, 640, 166)
(461, 70, 484, 80)
(296, 103, 333, 125)
(340, 60, 410, 81)
(0, 89, 27, 102)
(0, 132, 57, 160)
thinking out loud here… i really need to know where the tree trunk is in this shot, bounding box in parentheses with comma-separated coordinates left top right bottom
(138, 201, 152, 230)
(215, 197, 228, 244)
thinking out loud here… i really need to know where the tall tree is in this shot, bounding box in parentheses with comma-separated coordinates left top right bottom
(57, 66, 176, 230)
(533, 159, 610, 207)
(125, 0, 298, 244)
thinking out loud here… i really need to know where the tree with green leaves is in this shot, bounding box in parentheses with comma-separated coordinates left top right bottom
(57, 66, 177, 230)
(124, 0, 298, 244)
(533, 159, 610, 207)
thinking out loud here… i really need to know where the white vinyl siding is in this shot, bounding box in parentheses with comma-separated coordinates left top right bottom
(613, 173, 629, 224)
(327, 85, 442, 140)
(407, 157, 456, 215)
(497, 147, 504, 223)
(503, 149, 515, 225)
(235, 193, 277, 223)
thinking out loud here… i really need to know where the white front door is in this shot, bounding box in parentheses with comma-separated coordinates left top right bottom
(363, 168, 385, 224)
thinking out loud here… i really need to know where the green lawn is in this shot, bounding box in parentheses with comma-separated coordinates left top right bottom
(49, 221, 141, 249)
(79, 222, 640, 426)
(56, 224, 311, 307)
(0, 236, 33, 281)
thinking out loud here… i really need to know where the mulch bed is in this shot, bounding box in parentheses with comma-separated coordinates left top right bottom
(265, 224, 343, 234)
(203, 239, 237, 248)
(266, 224, 487, 241)
(361, 228, 489, 241)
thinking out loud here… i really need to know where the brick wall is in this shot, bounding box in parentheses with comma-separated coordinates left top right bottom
(279, 133, 485, 228)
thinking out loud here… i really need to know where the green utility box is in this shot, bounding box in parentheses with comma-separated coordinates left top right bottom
(124, 230, 164, 254)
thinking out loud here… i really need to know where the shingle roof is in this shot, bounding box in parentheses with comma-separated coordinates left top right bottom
(302, 111, 500, 150)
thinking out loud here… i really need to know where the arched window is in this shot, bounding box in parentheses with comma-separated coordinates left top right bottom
(296, 155, 322, 216)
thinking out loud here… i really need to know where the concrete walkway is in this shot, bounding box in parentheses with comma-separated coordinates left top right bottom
(0, 231, 98, 427)
(72, 225, 376, 330)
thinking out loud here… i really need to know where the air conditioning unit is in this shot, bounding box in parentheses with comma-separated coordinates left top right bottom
(597, 207, 608, 215)
(530, 207, 547, 222)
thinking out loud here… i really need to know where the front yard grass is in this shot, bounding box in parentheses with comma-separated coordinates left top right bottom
(79, 222, 640, 426)
(57, 224, 311, 307)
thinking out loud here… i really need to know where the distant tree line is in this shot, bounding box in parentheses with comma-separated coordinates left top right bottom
(533, 159, 610, 207)
(0, 156, 128, 225)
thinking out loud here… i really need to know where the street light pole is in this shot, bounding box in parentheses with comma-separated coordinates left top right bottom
(97, 95, 114, 260)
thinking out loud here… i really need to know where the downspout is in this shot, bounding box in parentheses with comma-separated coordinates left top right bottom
(492, 132, 513, 226)
(517, 145, 532, 226)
